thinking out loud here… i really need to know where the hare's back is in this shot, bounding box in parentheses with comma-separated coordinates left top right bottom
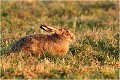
(11, 34, 46, 52)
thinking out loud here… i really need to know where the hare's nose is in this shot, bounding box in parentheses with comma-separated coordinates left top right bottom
(71, 35, 75, 40)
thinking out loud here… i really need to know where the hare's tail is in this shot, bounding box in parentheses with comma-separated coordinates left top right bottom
(11, 37, 26, 52)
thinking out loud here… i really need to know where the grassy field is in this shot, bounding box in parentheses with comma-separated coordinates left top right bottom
(1, 1, 119, 79)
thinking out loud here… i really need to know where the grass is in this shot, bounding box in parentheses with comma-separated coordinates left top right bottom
(0, 1, 119, 79)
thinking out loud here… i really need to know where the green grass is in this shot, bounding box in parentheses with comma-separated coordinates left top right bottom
(1, 1, 119, 79)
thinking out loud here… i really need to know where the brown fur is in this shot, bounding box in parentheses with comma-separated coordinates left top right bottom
(11, 25, 75, 56)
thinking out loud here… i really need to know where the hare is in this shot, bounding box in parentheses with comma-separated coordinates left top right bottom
(11, 25, 75, 56)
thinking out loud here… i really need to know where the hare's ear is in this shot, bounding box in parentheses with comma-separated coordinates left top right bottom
(40, 25, 54, 32)
(40, 25, 59, 33)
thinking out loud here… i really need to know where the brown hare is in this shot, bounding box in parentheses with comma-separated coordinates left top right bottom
(11, 25, 75, 56)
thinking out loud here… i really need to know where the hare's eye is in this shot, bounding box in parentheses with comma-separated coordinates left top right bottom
(66, 30, 70, 33)
(65, 31, 70, 35)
